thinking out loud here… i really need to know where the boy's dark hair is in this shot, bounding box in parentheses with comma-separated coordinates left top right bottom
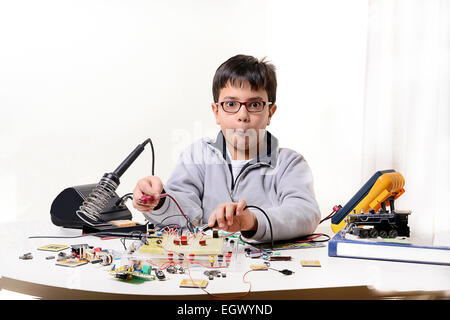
(212, 54, 277, 103)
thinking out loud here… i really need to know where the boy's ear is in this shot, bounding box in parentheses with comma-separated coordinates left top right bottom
(211, 103, 220, 125)
(267, 104, 277, 125)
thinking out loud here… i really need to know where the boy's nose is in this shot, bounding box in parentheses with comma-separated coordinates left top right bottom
(237, 105, 250, 122)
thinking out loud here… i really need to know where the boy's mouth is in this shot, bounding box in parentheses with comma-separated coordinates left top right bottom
(234, 128, 248, 136)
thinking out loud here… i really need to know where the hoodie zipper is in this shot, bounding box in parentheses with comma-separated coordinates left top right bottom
(230, 162, 269, 201)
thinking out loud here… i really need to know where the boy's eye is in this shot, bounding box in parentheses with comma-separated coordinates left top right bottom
(225, 101, 237, 108)
(249, 102, 262, 108)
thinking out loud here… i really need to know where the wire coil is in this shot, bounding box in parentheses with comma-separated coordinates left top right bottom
(76, 175, 118, 226)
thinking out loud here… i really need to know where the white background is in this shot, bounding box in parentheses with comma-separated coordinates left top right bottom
(1, 0, 368, 223)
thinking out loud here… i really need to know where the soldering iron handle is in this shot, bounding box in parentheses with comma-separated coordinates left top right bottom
(113, 143, 146, 178)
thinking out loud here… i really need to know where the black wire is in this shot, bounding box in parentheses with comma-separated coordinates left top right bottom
(155, 224, 183, 232)
(244, 205, 274, 250)
(141, 138, 155, 176)
(308, 233, 331, 242)
(115, 192, 133, 206)
(120, 238, 127, 250)
(154, 214, 193, 232)
(28, 231, 149, 240)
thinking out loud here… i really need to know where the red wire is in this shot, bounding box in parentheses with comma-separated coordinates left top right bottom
(319, 210, 336, 224)
(160, 193, 190, 223)
(294, 233, 323, 243)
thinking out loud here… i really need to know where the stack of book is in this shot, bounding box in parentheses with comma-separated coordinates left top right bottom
(328, 232, 450, 265)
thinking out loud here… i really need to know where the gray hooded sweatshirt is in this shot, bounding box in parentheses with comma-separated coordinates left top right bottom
(143, 130, 321, 243)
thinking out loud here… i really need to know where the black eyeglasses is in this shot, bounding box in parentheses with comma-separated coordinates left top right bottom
(215, 101, 272, 114)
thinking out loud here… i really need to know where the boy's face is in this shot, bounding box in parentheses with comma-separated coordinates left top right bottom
(211, 80, 277, 159)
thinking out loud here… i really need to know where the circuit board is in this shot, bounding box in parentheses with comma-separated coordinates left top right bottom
(139, 233, 224, 256)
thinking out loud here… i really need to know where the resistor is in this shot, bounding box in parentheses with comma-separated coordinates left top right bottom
(225, 252, 232, 267)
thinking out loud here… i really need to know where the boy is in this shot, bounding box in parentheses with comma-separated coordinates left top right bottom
(132, 54, 320, 242)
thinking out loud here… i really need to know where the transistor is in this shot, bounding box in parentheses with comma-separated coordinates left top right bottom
(19, 253, 33, 260)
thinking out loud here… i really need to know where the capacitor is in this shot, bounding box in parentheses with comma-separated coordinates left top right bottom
(209, 255, 215, 267)
(142, 265, 151, 275)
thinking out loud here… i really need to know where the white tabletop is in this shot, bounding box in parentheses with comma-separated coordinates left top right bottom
(1, 220, 449, 299)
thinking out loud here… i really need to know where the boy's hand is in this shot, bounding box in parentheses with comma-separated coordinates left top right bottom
(132, 176, 164, 213)
(207, 199, 257, 232)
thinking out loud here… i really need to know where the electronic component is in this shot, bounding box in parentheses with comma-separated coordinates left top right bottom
(37, 244, 70, 252)
(19, 253, 33, 260)
(245, 248, 263, 258)
(101, 254, 113, 266)
(179, 279, 208, 289)
(250, 264, 269, 270)
(138, 232, 224, 256)
(56, 258, 88, 267)
(155, 270, 166, 280)
(301, 260, 321, 267)
(209, 255, 215, 267)
(57, 252, 68, 261)
(269, 256, 292, 261)
(331, 170, 408, 234)
(110, 262, 156, 282)
(344, 209, 410, 239)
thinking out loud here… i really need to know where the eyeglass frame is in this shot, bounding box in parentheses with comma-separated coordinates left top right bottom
(215, 100, 273, 114)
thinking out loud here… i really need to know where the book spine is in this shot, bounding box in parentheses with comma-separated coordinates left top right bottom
(328, 239, 338, 257)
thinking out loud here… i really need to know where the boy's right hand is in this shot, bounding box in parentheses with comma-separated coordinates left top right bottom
(132, 176, 164, 213)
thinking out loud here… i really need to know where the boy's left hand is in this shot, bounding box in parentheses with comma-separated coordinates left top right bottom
(207, 199, 257, 232)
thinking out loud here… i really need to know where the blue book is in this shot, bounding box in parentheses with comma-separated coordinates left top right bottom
(328, 231, 450, 266)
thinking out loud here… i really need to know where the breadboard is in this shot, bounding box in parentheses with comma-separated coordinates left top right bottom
(139, 234, 224, 256)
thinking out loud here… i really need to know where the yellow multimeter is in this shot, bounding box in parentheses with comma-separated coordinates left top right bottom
(331, 170, 405, 234)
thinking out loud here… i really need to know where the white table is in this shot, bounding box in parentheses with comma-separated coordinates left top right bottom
(1, 220, 449, 299)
